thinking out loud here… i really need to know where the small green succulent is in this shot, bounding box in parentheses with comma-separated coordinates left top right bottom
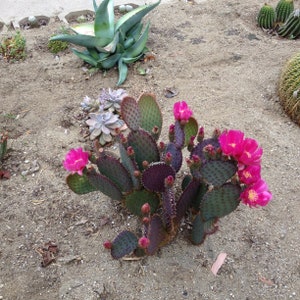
(50, 0, 160, 85)
(48, 37, 69, 54)
(0, 31, 26, 62)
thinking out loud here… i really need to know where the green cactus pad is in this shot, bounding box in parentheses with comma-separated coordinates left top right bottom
(191, 182, 208, 211)
(111, 230, 138, 259)
(200, 183, 241, 221)
(181, 174, 192, 191)
(96, 153, 133, 193)
(125, 189, 160, 216)
(279, 9, 300, 39)
(278, 52, 300, 125)
(66, 173, 97, 194)
(138, 93, 162, 140)
(119, 142, 140, 189)
(184, 116, 198, 147)
(174, 120, 185, 149)
(127, 129, 160, 170)
(257, 3, 276, 29)
(87, 172, 123, 200)
(121, 96, 141, 131)
(176, 179, 201, 222)
(162, 186, 176, 232)
(147, 215, 167, 255)
(165, 142, 183, 173)
(200, 160, 237, 187)
(190, 214, 218, 245)
(191, 137, 220, 163)
(276, 0, 294, 23)
(141, 162, 176, 192)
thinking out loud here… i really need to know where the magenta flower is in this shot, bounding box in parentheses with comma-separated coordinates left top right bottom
(173, 101, 193, 122)
(218, 129, 245, 157)
(240, 179, 272, 207)
(138, 237, 150, 249)
(237, 138, 263, 165)
(238, 165, 261, 185)
(63, 147, 89, 176)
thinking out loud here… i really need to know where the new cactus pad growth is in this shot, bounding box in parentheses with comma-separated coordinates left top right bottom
(63, 93, 272, 259)
(278, 52, 300, 125)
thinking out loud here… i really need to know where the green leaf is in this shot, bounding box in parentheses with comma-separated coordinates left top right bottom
(115, 0, 160, 35)
(71, 48, 99, 67)
(94, 0, 114, 42)
(71, 23, 95, 36)
(66, 173, 97, 194)
(100, 53, 121, 69)
(117, 59, 128, 86)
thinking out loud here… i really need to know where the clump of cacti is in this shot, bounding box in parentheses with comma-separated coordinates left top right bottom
(63, 93, 272, 259)
(257, 0, 300, 39)
(278, 52, 300, 125)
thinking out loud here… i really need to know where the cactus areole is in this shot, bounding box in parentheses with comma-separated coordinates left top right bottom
(63, 92, 272, 259)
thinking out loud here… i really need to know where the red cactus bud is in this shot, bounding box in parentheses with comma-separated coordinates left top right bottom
(213, 128, 221, 138)
(192, 154, 201, 164)
(165, 175, 174, 187)
(133, 170, 141, 178)
(186, 157, 193, 168)
(138, 237, 150, 249)
(164, 152, 172, 164)
(127, 146, 135, 156)
(159, 141, 165, 151)
(119, 134, 127, 144)
(197, 126, 204, 142)
(142, 217, 150, 224)
(103, 240, 112, 249)
(152, 126, 159, 134)
(187, 136, 195, 152)
(169, 124, 175, 142)
(142, 160, 149, 169)
(141, 203, 151, 214)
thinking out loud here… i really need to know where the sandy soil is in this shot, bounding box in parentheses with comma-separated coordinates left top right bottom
(1, 0, 300, 299)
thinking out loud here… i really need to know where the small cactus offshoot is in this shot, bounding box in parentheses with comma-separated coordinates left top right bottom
(257, 3, 276, 29)
(63, 93, 272, 259)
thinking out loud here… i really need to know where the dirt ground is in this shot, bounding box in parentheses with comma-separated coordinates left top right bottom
(1, 0, 300, 299)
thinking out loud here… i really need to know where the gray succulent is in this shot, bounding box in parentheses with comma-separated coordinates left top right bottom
(99, 88, 127, 112)
(86, 111, 127, 145)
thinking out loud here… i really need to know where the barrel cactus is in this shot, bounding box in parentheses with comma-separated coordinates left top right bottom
(278, 52, 300, 125)
(275, 0, 294, 23)
(278, 8, 300, 38)
(257, 3, 276, 29)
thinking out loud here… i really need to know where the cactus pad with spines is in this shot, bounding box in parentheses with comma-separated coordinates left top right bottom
(257, 3, 276, 29)
(66, 173, 97, 194)
(191, 215, 218, 245)
(111, 230, 138, 259)
(121, 96, 141, 131)
(174, 120, 185, 149)
(191, 137, 220, 163)
(278, 52, 300, 125)
(276, 0, 294, 23)
(125, 190, 160, 216)
(164, 142, 183, 172)
(141, 162, 176, 192)
(200, 160, 237, 187)
(127, 129, 160, 170)
(138, 93, 163, 140)
(184, 116, 198, 147)
(96, 153, 133, 192)
(162, 186, 176, 232)
(200, 184, 241, 221)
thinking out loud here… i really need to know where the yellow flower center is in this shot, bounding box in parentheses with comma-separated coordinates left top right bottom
(248, 189, 258, 202)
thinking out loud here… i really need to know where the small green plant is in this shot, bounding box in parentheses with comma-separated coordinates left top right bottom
(0, 31, 26, 62)
(278, 52, 300, 125)
(50, 0, 160, 85)
(63, 93, 272, 259)
(48, 37, 69, 54)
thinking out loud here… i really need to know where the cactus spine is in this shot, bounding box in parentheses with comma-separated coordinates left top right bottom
(278, 52, 300, 125)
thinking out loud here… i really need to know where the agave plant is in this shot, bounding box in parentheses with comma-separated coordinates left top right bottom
(50, 0, 160, 85)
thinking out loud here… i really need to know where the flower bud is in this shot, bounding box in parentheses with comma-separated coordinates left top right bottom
(165, 175, 174, 187)
(197, 126, 204, 142)
(138, 237, 150, 249)
(103, 240, 112, 249)
(169, 124, 175, 142)
(127, 146, 135, 156)
(187, 136, 195, 152)
(141, 203, 151, 214)
(142, 160, 149, 169)
(159, 141, 165, 151)
(142, 217, 150, 224)
(164, 152, 172, 164)
(213, 128, 221, 138)
(133, 170, 141, 178)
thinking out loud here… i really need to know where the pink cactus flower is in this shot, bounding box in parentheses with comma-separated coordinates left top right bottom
(63, 147, 89, 176)
(173, 101, 193, 122)
(240, 179, 272, 207)
(218, 129, 245, 157)
(237, 138, 263, 165)
(238, 165, 261, 185)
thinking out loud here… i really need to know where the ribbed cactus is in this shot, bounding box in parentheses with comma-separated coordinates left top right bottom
(257, 3, 276, 29)
(278, 52, 300, 125)
(275, 0, 294, 23)
(278, 8, 300, 38)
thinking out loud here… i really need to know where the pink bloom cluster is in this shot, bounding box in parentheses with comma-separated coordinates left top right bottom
(173, 101, 193, 122)
(63, 147, 89, 176)
(218, 130, 272, 207)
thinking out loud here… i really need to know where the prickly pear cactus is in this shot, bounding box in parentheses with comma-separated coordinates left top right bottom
(278, 52, 300, 125)
(276, 0, 294, 23)
(278, 8, 300, 39)
(257, 3, 276, 29)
